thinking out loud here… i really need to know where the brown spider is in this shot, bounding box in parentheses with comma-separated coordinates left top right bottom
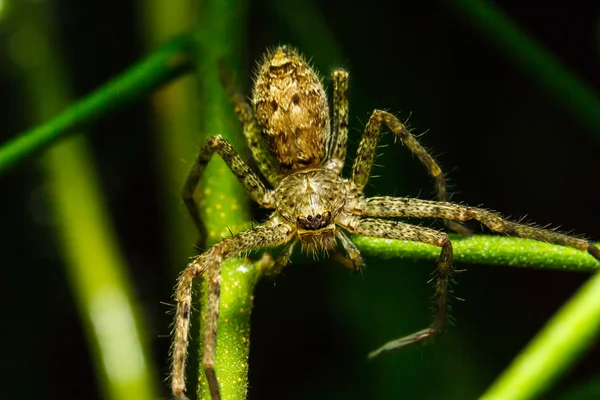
(170, 45, 600, 400)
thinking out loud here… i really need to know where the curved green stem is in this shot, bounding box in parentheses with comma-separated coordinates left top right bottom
(480, 269, 600, 400)
(0, 36, 194, 173)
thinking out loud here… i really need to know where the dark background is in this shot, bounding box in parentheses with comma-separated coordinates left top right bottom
(1, 0, 599, 399)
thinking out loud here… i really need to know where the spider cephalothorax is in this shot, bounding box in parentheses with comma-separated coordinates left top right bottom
(171, 45, 600, 400)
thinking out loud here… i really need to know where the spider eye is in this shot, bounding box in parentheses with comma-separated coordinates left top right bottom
(295, 211, 333, 230)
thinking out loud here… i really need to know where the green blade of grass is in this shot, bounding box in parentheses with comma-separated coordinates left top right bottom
(480, 269, 600, 400)
(0, 35, 194, 173)
(451, 0, 600, 138)
(13, 2, 159, 399)
(44, 137, 159, 400)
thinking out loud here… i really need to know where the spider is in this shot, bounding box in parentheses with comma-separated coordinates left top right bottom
(170, 45, 600, 400)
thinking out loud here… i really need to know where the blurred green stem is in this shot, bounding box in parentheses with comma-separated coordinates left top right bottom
(14, 2, 158, 400)
(0, 35, 194, 173)
(451, 0, 600, 138)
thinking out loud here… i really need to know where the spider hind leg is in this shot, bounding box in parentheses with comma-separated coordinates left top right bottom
(348, 218, 454, 358)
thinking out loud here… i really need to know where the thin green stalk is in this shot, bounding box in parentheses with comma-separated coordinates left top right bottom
(0, 35, 194, 173)
(194, 3, 249, 243)
(353, 235, 600, 272)
(199, 258, 261, 398)
(451, 0, 600, 138)
(193, 0, 250, 399)
(480, 269, 600, 400)
(14, 2, 158, 399)
(45, 137, 159, 400)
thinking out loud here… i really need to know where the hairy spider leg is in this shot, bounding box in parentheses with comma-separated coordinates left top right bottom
(265, 239, 297, 276)
(345, 218, 453, 358)
(335, 229, 363, 271)
(323, 69, 349, 173)
(358, 196, 600, 357)
(351, 109, 471, 236)
(363, 197, 600, 259)
(171, 222, 292, 400)
(217, 60, 282, 187)
(182, 135, 274, 241)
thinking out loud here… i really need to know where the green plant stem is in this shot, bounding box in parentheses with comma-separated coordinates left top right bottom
(45, 137, 159, 400)
(194, 4, 249, 243)
(352, 234, 600, 271)
(480, 269, 600, 400)
(193, 0, 250, 399)
(451, 0, 600, 138)
(0, 36, 194, 173)
(200, 258, 261, 398)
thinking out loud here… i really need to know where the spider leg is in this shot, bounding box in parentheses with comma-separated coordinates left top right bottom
(171, 222, 293, 400)
(335, 229, 364, 271)
(265, 240, 297, 277)
(351, 110, 470, 236)
(363, 196, 600, 260)
(217, 60, 282, 186)
(323, 69, 349, 173)
(344, 218, 453, 358)
(182, 135, 275, 241)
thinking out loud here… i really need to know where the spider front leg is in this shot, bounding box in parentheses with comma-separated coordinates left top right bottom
(182, 135, 275, 240)
(344, 218, 454, 358)
(351, 109, 470, 236)
(323, 68, 349, 173)
(335, 229, 364, 271)
(363, 196, 600, 260)
(264, 240, 297, 277)
(171, 222, 293, 400)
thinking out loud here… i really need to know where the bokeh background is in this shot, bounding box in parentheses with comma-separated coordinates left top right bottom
(2, 0, 600, 399)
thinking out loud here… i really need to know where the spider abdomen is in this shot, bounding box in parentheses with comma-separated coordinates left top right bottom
(252, 46, 330, 173)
